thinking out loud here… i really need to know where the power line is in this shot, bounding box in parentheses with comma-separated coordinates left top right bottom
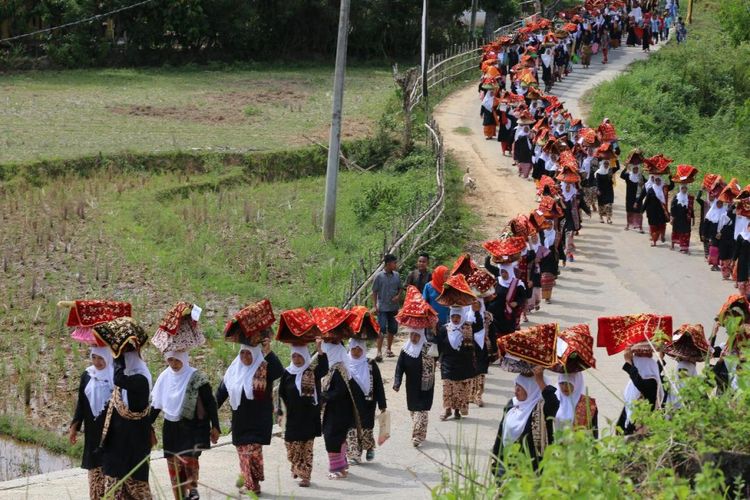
(0, 0, 154, 44)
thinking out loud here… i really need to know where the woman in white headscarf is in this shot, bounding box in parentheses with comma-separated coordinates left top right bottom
(481, 89, 499, 139)
(616, 345, 664, 435)
(664, 360, 698, 410)
(491, 366, 559, 478)
(670, 183, 695, 254)
(393, 328, 436, 447)
(437, 305, 483, 421)
(541, 48, 554, 91)
(151, 350, 220, 500)
(277, 345, 321, 487)
(560, 180, 591, 262)
(216, 343, 283, 496)
(734, 217, 750, 297)
(316, 337, 355, 479)
(555, 372, 598, 437)
(640, 174, 673, 247)
(539, 219, 559, 304)
(595, 158, 620, 224)
(345, 338, 386, 464)
(69, 346, 114, 500)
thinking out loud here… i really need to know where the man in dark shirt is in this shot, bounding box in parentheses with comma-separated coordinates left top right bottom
(372, 253, 402, 362)
(405, 253, 432, 293)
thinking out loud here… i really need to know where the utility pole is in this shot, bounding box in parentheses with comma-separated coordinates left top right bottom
(421, 0, 429, 120)
(322, 0, 351, 242)
(469, 0, 478, 38)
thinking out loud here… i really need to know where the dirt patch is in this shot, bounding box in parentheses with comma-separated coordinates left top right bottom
(306, 117, 375, 145)
(107, 89, 310, 125)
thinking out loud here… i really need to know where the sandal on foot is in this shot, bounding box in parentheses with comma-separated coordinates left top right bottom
(328, 471, 347, 480)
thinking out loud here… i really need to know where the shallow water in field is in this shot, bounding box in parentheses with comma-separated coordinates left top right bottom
(0, 436, 72, 481)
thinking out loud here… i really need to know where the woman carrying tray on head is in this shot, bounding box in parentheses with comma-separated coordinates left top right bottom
(394, 286, 439, 447)
(346, 338, 386, 464)
(93, 317, 154, 499)
(491, 366, 559, 478)
(150, 302, 218, 500)
(216, 342, 283, 496)
(311, 307, 358, 480)
(554, 372, 598, 437)
(616, 344, 664, 435)
(216, 300, 284, 496)
(69, 346, 114, 499)
(278, 344, 321, 487)
(435, 282, 483, 421)
(275, 309, 322, 488)
(151, 350, 220, 500)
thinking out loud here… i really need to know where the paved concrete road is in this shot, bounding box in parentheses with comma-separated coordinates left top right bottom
(0, 40, 735, 500)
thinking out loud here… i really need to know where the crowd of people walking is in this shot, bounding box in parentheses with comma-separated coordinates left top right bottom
(60, 1, 748, 499)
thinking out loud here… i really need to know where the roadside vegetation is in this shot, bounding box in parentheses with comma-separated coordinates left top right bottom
(586, 1, 749, 182)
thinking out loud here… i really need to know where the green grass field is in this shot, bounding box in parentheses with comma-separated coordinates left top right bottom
(0, 64, 395, 165)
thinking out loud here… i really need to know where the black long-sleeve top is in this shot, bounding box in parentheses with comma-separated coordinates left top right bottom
(150, 375, 220, 458)
(595, 167, 620, 205)
(616, 362, 659, 435)
(71, 371, 106, 470)
(393, 350, 435, 412)
(349, 361, 387, 430)
(277, 369, 322, 442)
(640, 188, 669, 226)
(102, 356, 152, 482)
(670, 196, 694, 234)
(215, 352, 284, 446)
(316, 353, 355, 452)
(620, 169, 644, 213)
(734, 237, 750, 282)
(436, 311, 483, 381)
(492, 385, 559, 477)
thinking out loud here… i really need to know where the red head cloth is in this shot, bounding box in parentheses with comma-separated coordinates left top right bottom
(431, 265, 449, 294)
(597, 314, 672, 356)
(396, 285, 439, 329)
(66, 300, 132, 328)
(498, 323, 558, 367)
(552, 324, 596, 372)
(276, 308, 320, 345)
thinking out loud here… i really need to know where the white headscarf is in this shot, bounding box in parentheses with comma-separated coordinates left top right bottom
(734, 215, 748, 241)
(561, 182, 578, 203)
(286, 345, 316, 403)
(402, 328, 426, 358)
(223, 345, 264, 409)
(543, 227, 557, 249)
(706, 201, 730, 231)
(595, 161, 610, 176)
(151, 351, 196, 422)
(740, 221, 750, 243)
(502, 374, 542, 446)
(348, 339, 371, 395)
(645, 175, 666, 204)
(555, 372, 585, 429)
(541, 49, 553, 68)
(482, 90, 495, 113)
(446, 306, 465, 350)
(122, 350, 152, 408)
(623, 356, 663, 426)
(628, 168, 642, 184)
(498, 262, 517, 288)
(675, 188, 689, 208)
(322, 341, 350, 375)
(665, 360, 697, 408)
(580, 156, 593, 175)
(467, 301, 487, 348)
(84, 347, 114, 418)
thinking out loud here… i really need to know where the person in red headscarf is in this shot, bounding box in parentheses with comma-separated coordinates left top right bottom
(422, 266, 450, 327)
